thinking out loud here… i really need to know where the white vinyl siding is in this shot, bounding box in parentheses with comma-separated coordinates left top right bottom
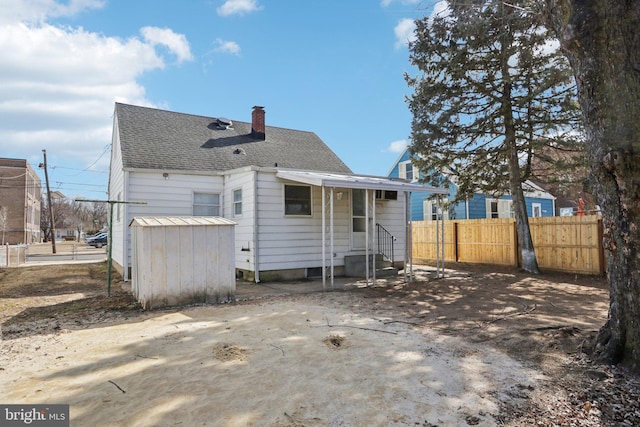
(124, 172, 225, 273)
(224, 171, 255, 272)
(107, 117, 126, 274)
(253, 173, 408, 271)
(256, 175, 348, 271)
(112, 166, 411, 279)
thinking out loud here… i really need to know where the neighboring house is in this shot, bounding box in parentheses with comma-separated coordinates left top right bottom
(109, 103, 446, 282)
(387, 147, 556, 221)
(50, 191, 79, 241)
(0, 158, 41, 244)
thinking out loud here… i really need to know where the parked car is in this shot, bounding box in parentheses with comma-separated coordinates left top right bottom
(89, 234, 108, 248)
(85, 232, 107, 244)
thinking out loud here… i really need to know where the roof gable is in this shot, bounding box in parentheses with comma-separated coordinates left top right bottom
(114, 103, 352, 174)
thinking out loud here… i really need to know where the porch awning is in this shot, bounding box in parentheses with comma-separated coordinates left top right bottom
(276, 170, 448, 194)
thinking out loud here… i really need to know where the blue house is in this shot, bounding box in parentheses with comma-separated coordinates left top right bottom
(387, 147, 556, 221)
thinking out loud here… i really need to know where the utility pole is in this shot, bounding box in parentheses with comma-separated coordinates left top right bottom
(41, 149, 56, 254)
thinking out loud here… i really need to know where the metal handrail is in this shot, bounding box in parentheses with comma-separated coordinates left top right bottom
(375, 223, 395, 263)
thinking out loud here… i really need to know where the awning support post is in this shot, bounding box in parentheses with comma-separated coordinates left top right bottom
(322, 186, 326, 290)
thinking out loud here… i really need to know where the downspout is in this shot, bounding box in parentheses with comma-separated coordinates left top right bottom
(372, 189, 376, 285)
(253, 169, 260, 283)
(365, 189, 370, 285)
(123, 171, 130, 281)
(330, 186, 335, 290)
(322, 185, 326, 289)
(403, 191, 408, 282)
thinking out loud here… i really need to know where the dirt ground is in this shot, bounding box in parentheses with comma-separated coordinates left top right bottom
(1, 262, 639, 426)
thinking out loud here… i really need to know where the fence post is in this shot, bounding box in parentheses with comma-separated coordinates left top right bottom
(453, 221, 459, 262)
(597, 218, 605, 276)
(513, 220, 519, 268)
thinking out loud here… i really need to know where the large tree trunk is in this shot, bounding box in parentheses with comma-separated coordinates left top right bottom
(507, 124, 540, 275)
(500, 12, 541, 275)
(545, 0, 640, 370)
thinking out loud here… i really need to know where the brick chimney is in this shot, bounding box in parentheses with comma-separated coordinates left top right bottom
(251, 106, 265, 140)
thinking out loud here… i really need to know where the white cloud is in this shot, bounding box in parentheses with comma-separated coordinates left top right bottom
(394, 18, 416, 49)
(213, 38, 241, 55)
(387, 140, 408, 153)
(0, 2, 192, 172)
(0, 0, 105, 24)
(381, 0, 420, 7)
(217, 0, 262, 17)
(141, 26, 194, 63)
(430, 1, 450, 19)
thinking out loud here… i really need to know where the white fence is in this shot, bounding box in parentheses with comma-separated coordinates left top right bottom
(0, 244, 27, 267)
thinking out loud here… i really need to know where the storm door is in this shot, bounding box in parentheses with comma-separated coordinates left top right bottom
(351, 189, 366, 249)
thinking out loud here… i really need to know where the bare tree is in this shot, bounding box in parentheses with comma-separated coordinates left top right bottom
(0, 206, 8, 245)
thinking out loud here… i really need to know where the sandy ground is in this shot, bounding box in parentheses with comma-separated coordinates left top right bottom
(3, 260, 638, 426)
(2, 292, 539, 427)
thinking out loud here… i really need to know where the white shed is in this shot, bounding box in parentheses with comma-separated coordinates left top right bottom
(130, 216, 236, 309)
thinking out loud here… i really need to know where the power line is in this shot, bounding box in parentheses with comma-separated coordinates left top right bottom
(55, 181, 106, 188)
(50, 165, 109, 174)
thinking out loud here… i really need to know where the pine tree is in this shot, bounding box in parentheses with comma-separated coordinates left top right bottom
(406, 0, 582, 273)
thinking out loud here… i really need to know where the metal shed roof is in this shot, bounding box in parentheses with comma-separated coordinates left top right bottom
(276, 170, 448, 194)
(130, 217, 236, 227)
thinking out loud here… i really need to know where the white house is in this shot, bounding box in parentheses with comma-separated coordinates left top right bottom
(108, 103, 446, 284)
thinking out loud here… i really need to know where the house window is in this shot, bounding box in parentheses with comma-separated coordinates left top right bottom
(284, 185, 311, 215)
(532, 203, 542, 217)
(423, 198, 449, 221)
(486, 199, 513, 218)
(233, 189, 242, 216)
(193, 192, 220, 216)
(398, 161, 416, 181)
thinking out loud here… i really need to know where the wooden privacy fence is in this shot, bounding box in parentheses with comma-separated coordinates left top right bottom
(412, 215, 604, 275)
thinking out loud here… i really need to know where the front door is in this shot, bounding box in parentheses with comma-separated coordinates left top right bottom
(352, 189, 366, 249)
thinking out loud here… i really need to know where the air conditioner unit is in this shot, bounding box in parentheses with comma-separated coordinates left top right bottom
(375, 190, 398, 201)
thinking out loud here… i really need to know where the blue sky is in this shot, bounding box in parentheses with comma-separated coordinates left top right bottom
(1, 0, 438, 200)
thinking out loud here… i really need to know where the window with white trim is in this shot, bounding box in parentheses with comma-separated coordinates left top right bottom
(193, 192, 220, 216)
(486, 199, 513, 218)
(531, 202, 542, 217)
(398, 161, 416, 181)
(233, 189, 242, 216)
(423, 198, 449, 221)
(284, 185, 311, 216)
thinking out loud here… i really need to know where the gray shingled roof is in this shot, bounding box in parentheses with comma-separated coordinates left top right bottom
(115, 103, 352, 174)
